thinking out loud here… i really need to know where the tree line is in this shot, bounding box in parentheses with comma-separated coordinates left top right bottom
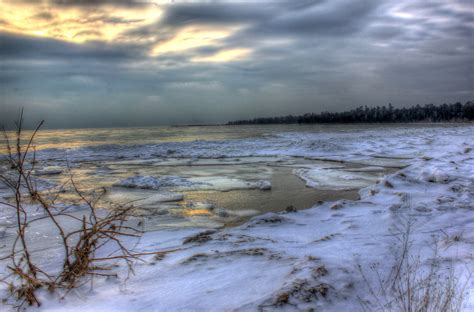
(227, 101, 474, 125)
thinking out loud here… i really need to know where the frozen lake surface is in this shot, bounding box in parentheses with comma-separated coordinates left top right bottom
(1, 123, 413, 229)
(0, 123, 473, 311)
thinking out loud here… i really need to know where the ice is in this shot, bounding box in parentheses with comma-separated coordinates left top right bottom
(113, 175, 205, 190)
(346, 157, 409, 168)
(112, 174, 272, 193)
(34, 166, 63, 176)
(1, 125, 473, 311)
(155, 157, 280, 167)
(187, 176, 272, 192)
(294, 167, 378, 190)
(136, 192, 185, 205)
(345, 166, 386, 172)
(255, 180, 271, 190)
(418, 167, 454, 183)
(105, 189, 184, 208)
(185, 200, 214, 210)
(228, 209, 260, 217)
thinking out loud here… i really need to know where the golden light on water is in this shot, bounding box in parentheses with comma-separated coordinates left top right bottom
(183, 209, 212, 217)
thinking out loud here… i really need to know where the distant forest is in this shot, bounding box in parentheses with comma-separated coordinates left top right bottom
(227, 101, 474, 125)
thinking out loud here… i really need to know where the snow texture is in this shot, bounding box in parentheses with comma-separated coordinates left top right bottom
(0, 125, 473, 311)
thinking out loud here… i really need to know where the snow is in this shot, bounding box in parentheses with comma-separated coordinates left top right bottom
(0, 125, 473, 311)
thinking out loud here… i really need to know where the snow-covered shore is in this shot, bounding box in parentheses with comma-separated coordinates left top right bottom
(0, 125, 473, 311)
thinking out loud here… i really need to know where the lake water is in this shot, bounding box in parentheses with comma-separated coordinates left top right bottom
(1, 123, 460, 153)
(2, 123, 463, 229)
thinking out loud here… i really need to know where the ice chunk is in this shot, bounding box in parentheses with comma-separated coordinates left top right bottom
(186, 177, 271, 192)
(185, 201, 214, 210)
(348, 157, 409, 168)
(294, 167, 377, 190)
(137, 192, 185, 205)
(34, 166, 63, 176)
(418, 168, 453, 184)
(345, 166, 385, 172)
(113, 175, 204, 190)
(255, 180, 271, 190)
(216, 209, 229, 218)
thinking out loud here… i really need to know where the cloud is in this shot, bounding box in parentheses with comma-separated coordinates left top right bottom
(0, 1, 163, 43)
(192, 48, 251, 63)
(0, 0, 473, 128)
(0, 32, 144, 60)
(159, 2, 276, 26)
(150, 25, 244, 57)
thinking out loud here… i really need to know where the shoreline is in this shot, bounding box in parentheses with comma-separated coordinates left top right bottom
(0, 124, 473, 311)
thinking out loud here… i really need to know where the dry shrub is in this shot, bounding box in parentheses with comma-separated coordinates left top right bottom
(0, 111, 164, 309)
(358, 223, 471, 312)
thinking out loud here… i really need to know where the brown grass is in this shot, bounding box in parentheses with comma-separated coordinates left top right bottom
(357, 223, 471, 312)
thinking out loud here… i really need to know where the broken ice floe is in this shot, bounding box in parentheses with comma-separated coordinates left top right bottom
(185, 176, 272, 192)
(113, 175, 206, 190)
(294, 167, 378, 190)
(113, 175, 272, 192)
(105, 190, 184, 207)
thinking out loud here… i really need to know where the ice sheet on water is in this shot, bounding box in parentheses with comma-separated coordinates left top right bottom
(185, 200, 214, 210)
(136, 192, 185, 205)
(345, 157, 409, 168)
(112, 173, 272, 192)
(188, 177, 272, 191)
(34, 166, 63, 176)
(294, 167, 378, 190)
(345, 166, 386, 172)
(2, 125, 474, 311)
(105, 189, 184, 206)
(113, 175, 206, 190)
(28, 125, 472, 166)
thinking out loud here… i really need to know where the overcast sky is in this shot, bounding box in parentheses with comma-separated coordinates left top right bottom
(0, 0, 473, 128)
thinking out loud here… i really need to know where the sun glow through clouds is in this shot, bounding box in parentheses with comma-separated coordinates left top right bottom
(150, 25, 245, 57)
(192, 48, 252, 63)
(0, 1, 252, 62)
(0, 2, 163, 43)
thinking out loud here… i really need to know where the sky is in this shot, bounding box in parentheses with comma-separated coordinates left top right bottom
(0, 0, 473, 128)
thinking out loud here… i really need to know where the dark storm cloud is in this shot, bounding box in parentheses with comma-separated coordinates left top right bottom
(1, 0, 473, 128)
(0, 33, 145, 60)
(13, 0, 138, 5)
(160, 2, 275, 26)
(158, 0, 381, 36)
(262, 0, 380, 35)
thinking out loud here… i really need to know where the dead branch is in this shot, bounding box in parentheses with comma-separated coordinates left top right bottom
(0, 112, 167, 309)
